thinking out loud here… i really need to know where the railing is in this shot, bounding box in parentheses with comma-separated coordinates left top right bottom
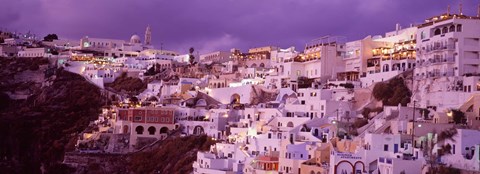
(425, 44, 455, 52)
(425, 71, 455, 78)
(417, 57, 455, 67)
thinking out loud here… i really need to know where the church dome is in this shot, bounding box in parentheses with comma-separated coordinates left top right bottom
(130, 34, 141, 44)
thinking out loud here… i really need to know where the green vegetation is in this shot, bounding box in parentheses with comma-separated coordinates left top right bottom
(129, 135, 215, 174)
(43, 34, 58, 42)
(105, 72, 147, 95)
(423, 128, 458, 174)
(353, 118, 368, 128)
(450, 109, 466, 124)
(298, 76, 314, 88)
(421, 108, 431, 119)
(339, 82, 354, 89)
(0, 69, 104, 173)
(361, 107, 383, 119)
(372, 77, 411, 106)
(188, 47, 196, 65)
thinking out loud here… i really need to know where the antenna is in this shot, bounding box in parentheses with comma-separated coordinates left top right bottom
(459, 1, 463, 15)
(447, 5, 451, 15)
(477, 2, 480, 17)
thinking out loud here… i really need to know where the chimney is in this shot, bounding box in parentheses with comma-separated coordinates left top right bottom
(396, 23, 400, 32)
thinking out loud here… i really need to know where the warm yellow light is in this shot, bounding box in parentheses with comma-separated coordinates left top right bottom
(447, 111, 453, 117)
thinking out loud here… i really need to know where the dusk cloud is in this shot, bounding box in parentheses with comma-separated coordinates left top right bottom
(0, 0, 477, 54)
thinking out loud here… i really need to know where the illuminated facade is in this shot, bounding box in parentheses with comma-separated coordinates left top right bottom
(114, 107, 175, 148)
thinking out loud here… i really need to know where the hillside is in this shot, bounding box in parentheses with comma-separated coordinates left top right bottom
(0, 62, 104, 173)
(67, 135, 215, 174)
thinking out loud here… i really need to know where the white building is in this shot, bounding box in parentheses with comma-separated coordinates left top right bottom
(414, 12, 480, 109)
(17, 47, 51, 58)
(200, 51, 232, 63)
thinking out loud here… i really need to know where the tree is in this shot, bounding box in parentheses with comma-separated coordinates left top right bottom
(372, 77, 411, 106)
(372, 82, 392, 102)
(144, 66, 156, 76)
(340, 83, 354, 89)
(43, 34, 58, 42)
(423, 128, 458, 174)
(130, 96, 139, 105)
(450, 109, 465, 124)
(298, 76, 314, 88)
(421, 109, 431, 120)
(188, 47, 196, 65)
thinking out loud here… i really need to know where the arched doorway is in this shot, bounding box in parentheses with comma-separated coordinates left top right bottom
(287, 122, 294, 127)
(135, 126, 144, 135)
(193, 126, 204, 135)
(160, 127, 169, 134)
(231, 93, 241, 104)
(335, 160, 354, 174)
(259, 63, 265, 68)
(148, 126, 156, 135)
(354, 161, 365, 174)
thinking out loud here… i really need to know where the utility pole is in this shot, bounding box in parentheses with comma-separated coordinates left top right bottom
(411, 56, 416, 158)
(336, 109, 339, 138)
(412, 100, 416, 158)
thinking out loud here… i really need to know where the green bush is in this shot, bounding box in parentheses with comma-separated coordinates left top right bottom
(451, 109, 466, 124)
(105, 73, 146, 94)
(353, 118, 368, 128)
(372, 77, 411, 106)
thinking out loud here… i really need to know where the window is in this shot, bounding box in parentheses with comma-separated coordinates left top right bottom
(301, 100, 305, 105)
(457, 24, 463, 32)
(384, 144, 389, 151)
(449, 25, 455, 32)
(434, 28, 441, 35)
(134, 116, 142, 121)
(442, 27, 448, 34)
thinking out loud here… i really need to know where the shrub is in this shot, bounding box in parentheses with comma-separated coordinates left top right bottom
(353, 118, 368, 128)
(372, 77, 411, 106)
(451, 109, 466, 124)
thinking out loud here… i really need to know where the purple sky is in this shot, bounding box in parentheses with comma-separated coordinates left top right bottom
(1, 0, 478, 54)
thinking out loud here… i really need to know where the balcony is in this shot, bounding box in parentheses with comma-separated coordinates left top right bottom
(418, 57, 455, 67)
(425, 71, 454, 78)
(426, 44, 455, 53)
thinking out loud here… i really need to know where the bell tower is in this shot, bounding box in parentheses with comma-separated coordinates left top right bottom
(145, 25, 152, 45)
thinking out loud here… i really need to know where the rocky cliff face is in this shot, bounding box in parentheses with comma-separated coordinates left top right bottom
(0, 58, 104, 173)
(64, 135, 215, 174)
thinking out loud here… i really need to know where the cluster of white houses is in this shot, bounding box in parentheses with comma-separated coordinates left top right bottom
(3, 6, 480, 174)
